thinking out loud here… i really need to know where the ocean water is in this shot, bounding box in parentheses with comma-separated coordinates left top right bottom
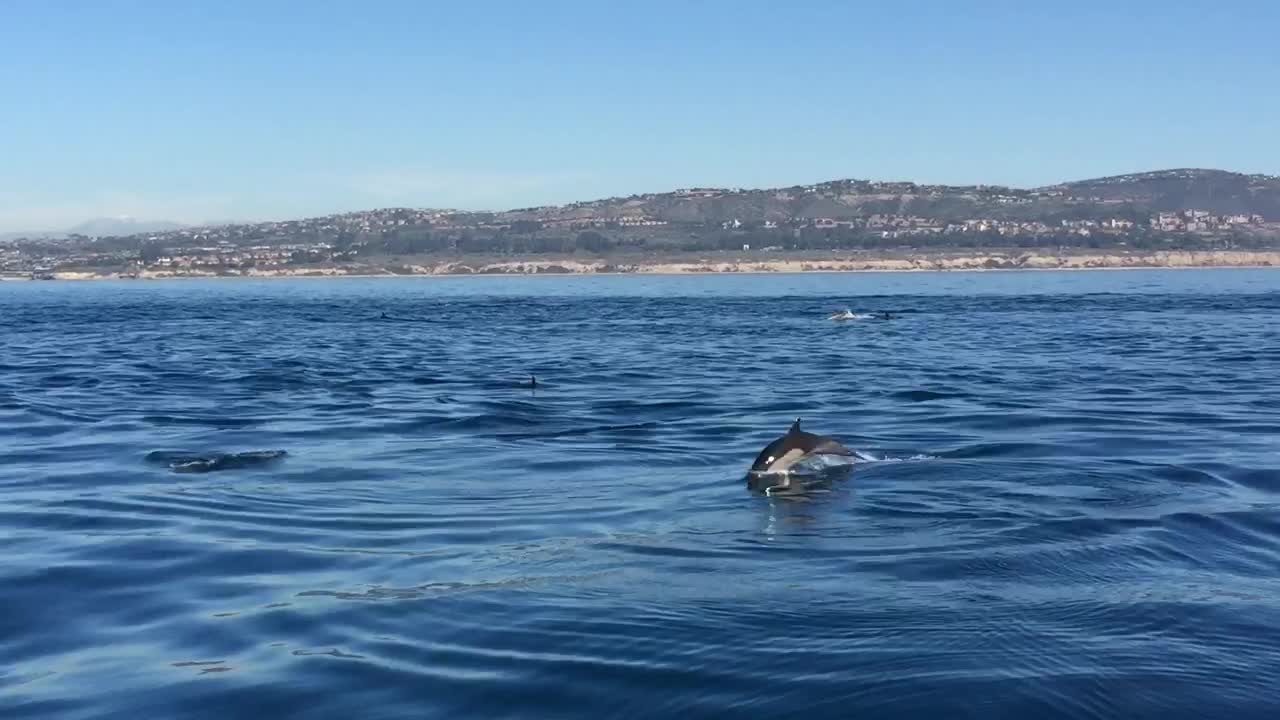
(2, 268, 1280, 719)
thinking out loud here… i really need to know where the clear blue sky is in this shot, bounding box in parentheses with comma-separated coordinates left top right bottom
(1, 0, 1276, 231)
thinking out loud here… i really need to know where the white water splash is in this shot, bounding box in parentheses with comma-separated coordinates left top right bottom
(827, 310, 875, 321)
(852, 450, 937, 463)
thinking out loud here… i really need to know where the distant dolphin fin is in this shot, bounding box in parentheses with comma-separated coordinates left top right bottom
(790, 417, 802, 433)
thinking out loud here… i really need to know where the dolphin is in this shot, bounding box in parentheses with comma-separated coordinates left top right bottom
(745, 418, 855, 494)
(146, 449, 287, 474)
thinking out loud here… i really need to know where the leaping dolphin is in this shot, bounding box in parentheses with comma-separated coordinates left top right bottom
(748, 417, 854, 473)
(745, 419, 855, 495)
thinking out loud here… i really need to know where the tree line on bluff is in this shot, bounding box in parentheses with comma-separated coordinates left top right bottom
(340, 224, 1271, 256)
(24, 216, 1274, 270)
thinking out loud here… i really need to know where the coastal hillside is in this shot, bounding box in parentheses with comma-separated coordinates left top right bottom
(3, 168, 1279, 277)
(1052, 169, 1280, 217)
(491, 168, 1280, 227)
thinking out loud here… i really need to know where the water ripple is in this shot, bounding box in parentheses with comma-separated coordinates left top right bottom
(3, 271, 1280, 718)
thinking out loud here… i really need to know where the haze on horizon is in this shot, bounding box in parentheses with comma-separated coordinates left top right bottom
(1, 0, 1276, 234)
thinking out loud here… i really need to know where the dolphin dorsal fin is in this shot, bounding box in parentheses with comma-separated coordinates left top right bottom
(790, 417, 802, 434)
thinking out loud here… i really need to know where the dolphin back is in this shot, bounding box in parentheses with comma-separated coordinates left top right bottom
(748, 418, 853, 473)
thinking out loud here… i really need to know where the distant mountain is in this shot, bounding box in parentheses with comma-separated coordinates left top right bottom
(0, 229, 59, 242)
(0, 217, 189, 242)
(64, 217, 188, 237)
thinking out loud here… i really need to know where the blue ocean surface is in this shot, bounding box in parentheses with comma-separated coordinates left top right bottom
(2, 268, 1280, 719)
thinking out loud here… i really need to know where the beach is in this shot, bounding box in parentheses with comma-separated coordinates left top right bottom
(9, 248, 1278, 280)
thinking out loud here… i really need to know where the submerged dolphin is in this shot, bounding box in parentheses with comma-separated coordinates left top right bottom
(745, 418, 855, 494)
(146, 449, 287, 474)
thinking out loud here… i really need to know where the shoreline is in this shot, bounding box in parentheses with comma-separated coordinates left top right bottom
(4, 249, 1278, 281)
